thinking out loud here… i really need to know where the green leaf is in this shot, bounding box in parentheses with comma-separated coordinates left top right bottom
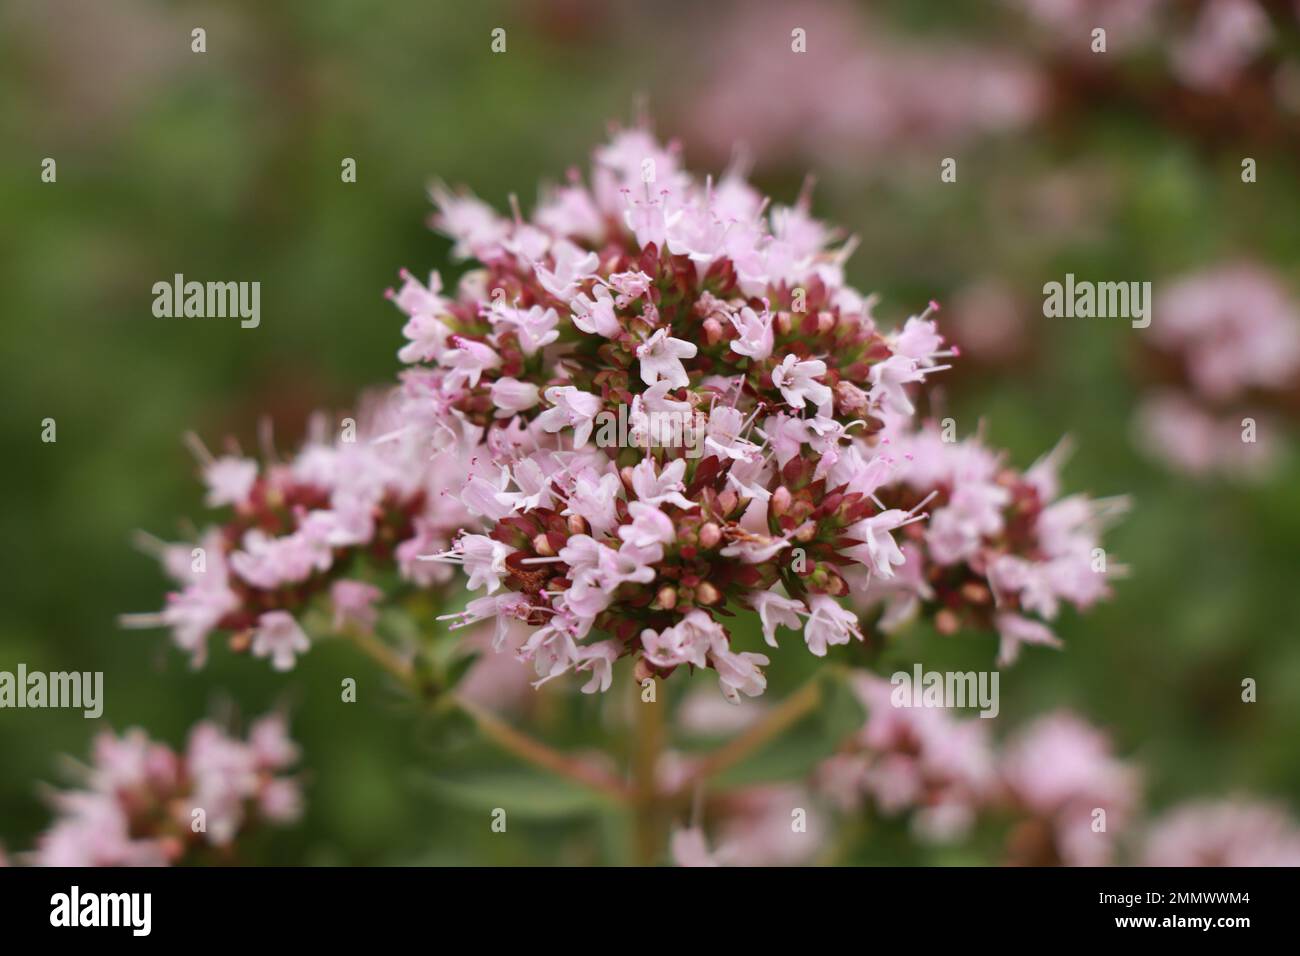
(413, 771, 611, 819)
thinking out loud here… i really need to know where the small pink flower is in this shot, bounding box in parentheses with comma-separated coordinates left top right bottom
(868, 355, 924, 417)
(202, 456, 258, 509)
(636, 328, 698, 389)
(608, 270, 653, 306)
(536, 386, 603, 447)
(438, 337, 501, 389)
(709, 631, 769, 703)
(569, 284, 621, 337)
(330, 579, 383, 633)
(994, 613, 1061, 667)
(617, 501, 676, 552)
(630, 458, 697, 510)
(430, 183, 509, 260)
(771, 354, 831, 410)
(425, 534, 511, 595)
(534, 240, 600, 300)
(801, 595, 864, 657)
(748, 591, 806, 648)
(641, 613, 713, 670)
(563, 471, 624, 536)
(490, 377, 541, 417)
(727, 307, 776, 359)
(574, 640, 620, 694)
(489, 304, 559, 356)
(844, 510, 914, 579)
(251, 611, 311, 671)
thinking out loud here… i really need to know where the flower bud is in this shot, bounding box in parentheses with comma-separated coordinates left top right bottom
(834, 381, 870, 415)
(696, 581, 721, 605)
(699, 522, 721, 548)
(771, 486, 792, 517)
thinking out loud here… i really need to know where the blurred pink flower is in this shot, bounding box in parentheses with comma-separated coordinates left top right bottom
(455, 618, 542, 714)
(816, 673, 996, 843)
(676, 684, 769, 736)
(1151, 264, 1300, 403)
(1171, 0, 1272, 92)
(1009, 0, 1166, 53)
(672, 785, 825, 866)
(330, 579, 384, 634)
(999, 712, 1140, 866)
(1134, 392, 1280, 480)
(1142, 799, 1300, 866)
(949, 279, 1028, 363)
(29, 715, 301, 867)
(1134, 263, 1299, 480)
(684, 1, 1043, 169)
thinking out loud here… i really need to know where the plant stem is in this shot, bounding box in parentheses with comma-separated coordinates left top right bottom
(347, 627, 414, 685)
(342, 627, 631, 802)
(344, 628, 831, 840)
(630, 675, 667, 865)
(675, 674, 823, 795)
(456, 698, 632, 802)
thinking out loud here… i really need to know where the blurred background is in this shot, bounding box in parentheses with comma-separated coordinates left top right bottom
(2, 0, 1298, 864)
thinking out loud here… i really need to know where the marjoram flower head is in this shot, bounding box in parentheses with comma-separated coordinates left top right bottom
(123, 122, 1123, 706)
(377, 122, 1126, 701)
(28, 713, 301, 867)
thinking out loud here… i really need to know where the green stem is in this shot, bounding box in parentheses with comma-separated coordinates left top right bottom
(342, 627, 632, 802)
(457, 697, 632, 802)
(631, 675, 667, 865)
(345, 628, 833, 842)
(674, 674, 824, 796)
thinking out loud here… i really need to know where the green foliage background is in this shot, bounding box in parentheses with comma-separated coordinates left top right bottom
(1, 0, 1297, 864)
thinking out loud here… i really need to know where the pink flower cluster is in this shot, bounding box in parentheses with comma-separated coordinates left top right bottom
(671, 784, 825, 867)
(380, 126, 1123, 701)
(817, 673, 999, 845)
(857, 428, 1127, 666)
(1012, 0, 1275, 93)
(818, 676, 1139, 865)
(684, 0, 1043, 168)
(1136, 263, 1300, 479)
(812, 673, 1300, 867)
(28, 714, 301, 867)
(1142, 799, 1300, 866)
(125, 390, 477, 669)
